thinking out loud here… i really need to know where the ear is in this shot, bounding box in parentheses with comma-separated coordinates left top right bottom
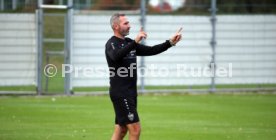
(114, 24, 119, 30)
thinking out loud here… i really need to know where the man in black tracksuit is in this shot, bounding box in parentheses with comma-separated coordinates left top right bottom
(105, 13, 182, 140)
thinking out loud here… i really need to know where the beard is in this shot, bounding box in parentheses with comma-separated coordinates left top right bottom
(119, 27, 130, 37)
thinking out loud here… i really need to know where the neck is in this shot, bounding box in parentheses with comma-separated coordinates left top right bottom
(114, 32, 124, 39)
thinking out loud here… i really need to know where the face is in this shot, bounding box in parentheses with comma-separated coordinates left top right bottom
(116, 16, 131, 37)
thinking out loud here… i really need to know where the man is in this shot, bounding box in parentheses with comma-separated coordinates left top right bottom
(105, 13, 182, 140)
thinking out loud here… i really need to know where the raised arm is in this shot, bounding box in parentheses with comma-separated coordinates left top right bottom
(135, 27, 183, 56)
(136, 41, 171, 56)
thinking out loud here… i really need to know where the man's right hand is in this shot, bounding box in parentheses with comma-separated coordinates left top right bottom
(135, 27, 147, 43)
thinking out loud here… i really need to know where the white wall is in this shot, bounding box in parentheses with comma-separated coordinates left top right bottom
(0, 14, 37, 86)
(72, 15, 276, 87)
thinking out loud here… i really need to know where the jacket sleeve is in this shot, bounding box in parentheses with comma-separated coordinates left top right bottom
(106, 41, 137, 62)
(136, 40, 172, 56)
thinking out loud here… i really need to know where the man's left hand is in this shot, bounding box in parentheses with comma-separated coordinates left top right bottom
(170, 27, 182, 46)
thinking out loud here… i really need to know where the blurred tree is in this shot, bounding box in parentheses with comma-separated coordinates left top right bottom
(93, 0, 140, 10)
(185, 0, 209, 6)
(179, 0, 209, 14)
(177, 0, 276, 14)
(10, 0, 275, 13)
(217, 0, 276, 14)
(44, 0, 54, 4)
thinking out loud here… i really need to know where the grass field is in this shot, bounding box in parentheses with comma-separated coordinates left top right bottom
(0, 94, 275, 140)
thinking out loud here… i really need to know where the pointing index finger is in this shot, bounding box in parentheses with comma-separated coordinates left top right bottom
(140, 27, 144, 32)
(177, 27, 183, 33)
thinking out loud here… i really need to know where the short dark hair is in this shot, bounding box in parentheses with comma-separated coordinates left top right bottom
(110, 13, 125, 29)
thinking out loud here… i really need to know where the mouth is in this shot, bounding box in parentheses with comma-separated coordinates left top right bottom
(126, 30, 130, 34)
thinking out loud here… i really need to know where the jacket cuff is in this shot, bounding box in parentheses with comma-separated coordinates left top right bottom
(166, 40, 174, 48)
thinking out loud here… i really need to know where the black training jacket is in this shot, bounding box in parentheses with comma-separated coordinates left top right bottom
(105, 36, 172, 97)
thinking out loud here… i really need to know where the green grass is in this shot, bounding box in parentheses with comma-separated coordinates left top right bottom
(0, 94, 275, 140)
(0, 86, 36, 92)
(1, 83, 276, 93)
(74, 84, 276, 92)
(44, 15, 65, 39)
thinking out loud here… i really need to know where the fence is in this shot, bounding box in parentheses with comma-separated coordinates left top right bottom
(216, 15, 276, 84)
(72, 14, 276, 88)
(0, 14, 37, 87)
(0, 0, 276, 95)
